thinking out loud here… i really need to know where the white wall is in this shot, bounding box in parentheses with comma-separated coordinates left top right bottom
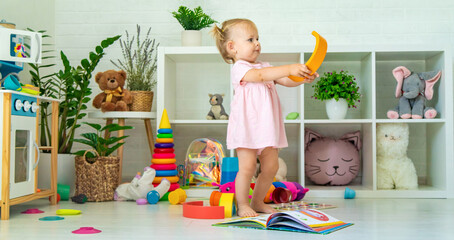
(2, 0, 453, 180)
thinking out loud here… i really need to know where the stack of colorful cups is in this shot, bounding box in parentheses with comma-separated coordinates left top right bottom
(150, 109, 180, 193)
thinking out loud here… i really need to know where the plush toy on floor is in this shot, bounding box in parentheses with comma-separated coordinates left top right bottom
(207, 94, 229, 120)
(114, 167, 170, 201)
(93, 70, 133, 112)
(387, 66, 441, 119)
(376, 123, 418, 189)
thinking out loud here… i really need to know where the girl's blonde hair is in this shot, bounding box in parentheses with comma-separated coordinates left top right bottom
(211, 18, 257, 64)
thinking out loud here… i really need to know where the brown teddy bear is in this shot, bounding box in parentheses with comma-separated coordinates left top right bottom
(93, 70, 132, 112)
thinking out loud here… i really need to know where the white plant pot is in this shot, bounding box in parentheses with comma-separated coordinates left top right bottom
(38, 153, 76, 196)
(325, 98, 348, 119)
(181, 30, 202, 46)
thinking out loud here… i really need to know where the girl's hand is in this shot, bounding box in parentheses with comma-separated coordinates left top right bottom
(289, 64, 319, 83)
(303, 71, 319, 84)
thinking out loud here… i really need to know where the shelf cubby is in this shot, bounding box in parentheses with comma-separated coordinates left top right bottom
(375, 122, 447, 197)
(304, 51, 373, 120)
(375, 51, 446, 120)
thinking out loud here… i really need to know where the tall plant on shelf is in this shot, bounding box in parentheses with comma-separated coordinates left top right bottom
(32, 34, 120, 153)
(111, 25, 158, 111)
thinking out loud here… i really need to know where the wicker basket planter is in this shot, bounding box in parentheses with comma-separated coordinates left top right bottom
(130, 91, 154, 112)
(75, 150, 120, 202)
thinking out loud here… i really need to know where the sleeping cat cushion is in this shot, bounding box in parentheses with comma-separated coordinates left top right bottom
(304, 128, 362, 186)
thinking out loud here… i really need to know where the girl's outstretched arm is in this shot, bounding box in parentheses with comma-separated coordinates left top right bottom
(275, 71, 319, 87)
(242, 63, 312, 83)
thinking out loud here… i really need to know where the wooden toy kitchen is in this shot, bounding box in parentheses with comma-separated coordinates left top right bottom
(0, 27, 60, 220)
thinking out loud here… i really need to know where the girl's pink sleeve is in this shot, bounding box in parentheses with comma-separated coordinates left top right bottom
(231, 60, 253, 86)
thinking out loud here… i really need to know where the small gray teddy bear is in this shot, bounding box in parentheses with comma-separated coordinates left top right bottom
(207, 94, 229, 120)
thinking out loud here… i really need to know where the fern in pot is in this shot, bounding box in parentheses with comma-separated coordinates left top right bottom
(111, 25, 158, 112)
(72, 122, 133, 202)
(172, 6, 217, 46)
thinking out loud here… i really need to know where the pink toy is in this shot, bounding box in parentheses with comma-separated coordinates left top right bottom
(21, 208, 44, 214)
(292, 182, 310, 201)
(212, 181, 235, 193)
(152, 153, 176, 159)
(136, 198, 148, 205)
(282, 182, 299, 201)
(72, 227, 102, 234)
(305, 128, 361, 185)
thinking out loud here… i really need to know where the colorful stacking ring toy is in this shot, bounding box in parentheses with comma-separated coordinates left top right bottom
(151, 158, 176, 164)
(152, 176, 179, 184)
(155, 143, 174, 148)
(156, 138, 174, 143)
(153, 182, 180, 192)
(158, 129, 173, 134)
(157, 133, 173, 138)
(154, 148, 174, 153)
(150, 163, 177, 170)
(272, 182, 286, 189)
(272, 187, 292, 204)
(210, 191, 222, 206)
(155, 170, 178, 177)
(292, 182, 309, 201)
(264, 185, 275, 203)
(152, 153, 176, 159)
(282, 182, 299, 201)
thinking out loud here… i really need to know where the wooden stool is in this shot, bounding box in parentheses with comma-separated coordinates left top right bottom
(88, 111, 156, 184)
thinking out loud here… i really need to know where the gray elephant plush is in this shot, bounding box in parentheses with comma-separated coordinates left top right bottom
(387, 66, 441, 119)
(207, 94, 229, 120)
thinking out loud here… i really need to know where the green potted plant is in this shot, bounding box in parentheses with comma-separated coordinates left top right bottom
(111, 25, 158, 111)
(37, 35, 120, 153)
(29, 33, 120, 194)
(311, 70, 361, 119)
(171, 6, 217, 46)
(72, 122, 133, 202)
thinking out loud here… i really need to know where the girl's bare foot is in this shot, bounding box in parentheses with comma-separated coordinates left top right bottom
(251, 202, 278, 214)
(237, 204, 259, 217)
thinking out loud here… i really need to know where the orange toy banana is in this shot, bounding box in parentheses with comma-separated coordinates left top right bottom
(289, 31, 328, 82)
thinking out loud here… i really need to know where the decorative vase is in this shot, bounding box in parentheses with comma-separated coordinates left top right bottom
(38, 153, 76, 196)
(130, 91, 154, 112)
(181, 30, 202, 46)
(325, 98, 348, 119)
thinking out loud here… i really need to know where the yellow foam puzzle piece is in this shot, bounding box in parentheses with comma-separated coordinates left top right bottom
(289, 31, 328, 82)
(159, 108, 171, 129)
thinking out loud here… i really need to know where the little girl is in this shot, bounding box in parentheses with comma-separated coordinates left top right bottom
(212, 19, 318, 217)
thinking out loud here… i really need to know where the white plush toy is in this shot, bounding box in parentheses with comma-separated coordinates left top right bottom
(114, 167, 171, 201)
(376, 123, 418, 189)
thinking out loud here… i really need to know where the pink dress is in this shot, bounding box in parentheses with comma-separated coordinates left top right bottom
(226, 60, 288, 151)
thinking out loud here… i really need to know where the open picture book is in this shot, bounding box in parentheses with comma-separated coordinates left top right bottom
(213, 209, 352, 234)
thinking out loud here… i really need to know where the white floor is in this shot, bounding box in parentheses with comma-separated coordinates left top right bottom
(1, 197, 454, 239)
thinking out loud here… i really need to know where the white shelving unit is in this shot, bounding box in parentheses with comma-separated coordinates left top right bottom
(157, 45, 453, 198)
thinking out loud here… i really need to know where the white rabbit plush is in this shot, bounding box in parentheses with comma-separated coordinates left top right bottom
(114, 167, 170, 201)
(376, 123, 418, 190)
